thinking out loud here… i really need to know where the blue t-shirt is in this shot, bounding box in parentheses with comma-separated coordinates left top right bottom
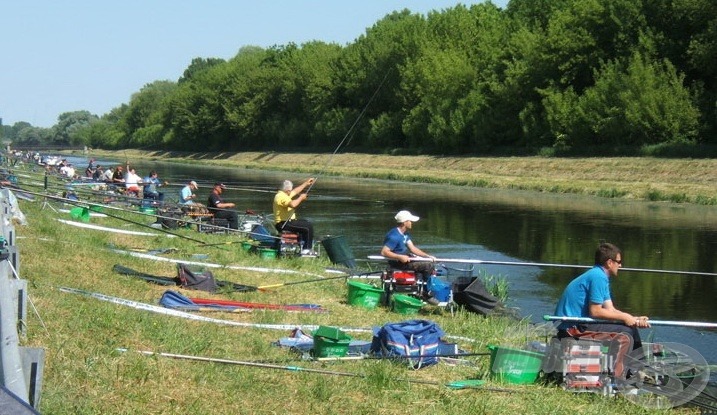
(383, 227, 411, 255)
(554, 266, 611, 330)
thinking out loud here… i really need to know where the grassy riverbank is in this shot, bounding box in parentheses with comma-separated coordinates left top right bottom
(80, 150, 717, 205)
(13, 174, 702, 414)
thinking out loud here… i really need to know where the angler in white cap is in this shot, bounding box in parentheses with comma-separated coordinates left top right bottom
(380, 210, 436, 284)
(180, 180, 199, 205)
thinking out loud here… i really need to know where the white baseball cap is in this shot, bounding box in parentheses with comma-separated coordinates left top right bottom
(395, 210, 420, 223)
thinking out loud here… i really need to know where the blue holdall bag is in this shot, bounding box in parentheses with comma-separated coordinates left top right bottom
(370, 319, 445, 369)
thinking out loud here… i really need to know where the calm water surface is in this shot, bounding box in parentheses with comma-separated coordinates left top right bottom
(79, 157, 717, 364)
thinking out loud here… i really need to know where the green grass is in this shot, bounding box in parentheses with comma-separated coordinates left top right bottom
(12, 194, 700, 414)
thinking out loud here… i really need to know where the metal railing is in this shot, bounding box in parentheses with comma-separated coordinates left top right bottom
(0, 188, 44, 413)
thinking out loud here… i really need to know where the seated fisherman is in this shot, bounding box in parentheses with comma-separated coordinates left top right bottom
(142, 170, 165, 201)
(180, 180, 198, 204)
(124, 166, 143, 196)
(102, 166, 115, 183)
(273, 178, 315, 254)
(380, 210, 435, 283)
(554, 242, 650, 379)
(207, 182, 239, 230)
(111, 165, 125, 185)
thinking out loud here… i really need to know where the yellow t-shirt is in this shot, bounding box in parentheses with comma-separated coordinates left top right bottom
(273, 191, 296, 223)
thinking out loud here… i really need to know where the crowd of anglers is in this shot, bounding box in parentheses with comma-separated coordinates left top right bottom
(6, 152, 319, 255)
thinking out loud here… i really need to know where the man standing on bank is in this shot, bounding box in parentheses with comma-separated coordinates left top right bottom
(207, 182, 239, 230)
(381, 210, 436, 283)
(273, 178, 315, 254)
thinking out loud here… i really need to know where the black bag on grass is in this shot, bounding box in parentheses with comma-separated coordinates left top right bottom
(453, 277, 500, 316)
(157, 208, 184, 229)
(177, 263, 218, 293)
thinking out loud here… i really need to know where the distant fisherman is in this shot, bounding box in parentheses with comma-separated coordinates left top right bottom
(273, 178, 315, 255)
(207, 182, 239, 230)
(143, 170, 166, 201)
(180, 180, 198, 204)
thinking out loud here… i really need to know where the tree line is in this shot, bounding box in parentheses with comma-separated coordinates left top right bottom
(4, 0, 717, 156)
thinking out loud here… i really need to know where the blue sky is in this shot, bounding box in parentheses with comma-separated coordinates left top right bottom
(1, 0, 508, 128)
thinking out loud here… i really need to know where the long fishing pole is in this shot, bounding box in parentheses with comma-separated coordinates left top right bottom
(305, 69, 392, 195)
(10, 186, 212, 244)
(278, 70, 393, 235)
(367, 255, 717, 278)
(256, 274, 350, 290)
(313, 352, 491, 362)
(121, 348, 429, 384)
(112, 263, 347, 292)
(12, 182, 266, 241)
(61, 287, 359, 332)
(16, 159, 275, 195)
(543, 315, 717, 329)
(119, 349, 517, 392)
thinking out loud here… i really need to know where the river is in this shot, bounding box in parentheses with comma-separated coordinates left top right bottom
(71, 156, 717, 366)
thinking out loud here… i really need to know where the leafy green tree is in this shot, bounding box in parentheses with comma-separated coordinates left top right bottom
(52, 111, 98, 145)
(401, 3, 512, 152)
(543, 53, 699, 148)
(161, 47, 266, 150)
(541, 0, 647, 91)
(117, 80, 177, 148)
(15, 126, 52, 146)
(333, 9, 427, 150)
(3, 122, 31, 143)
(178, 57, 226, 84)
(505, 0, 571, 29)
(71, 119, 119, 148)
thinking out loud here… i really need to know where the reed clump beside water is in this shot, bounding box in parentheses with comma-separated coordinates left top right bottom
(15, 197, 685, 414)
(84, 150, 717, 206)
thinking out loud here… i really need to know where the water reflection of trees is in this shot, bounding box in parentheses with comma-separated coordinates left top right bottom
(420, 202, 717, 322)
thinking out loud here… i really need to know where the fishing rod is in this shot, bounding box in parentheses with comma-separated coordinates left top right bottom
(14, 167, 276, 199)
(110, 248, 338, 280)
(183, 297, 326, 313)
(11, 183, 259, 240)
(313, 352, 491, 362)
(13, 186, 212, 244)
(62, 286, 373, 333)
(256, 273, 351, 291)
(305, 69, 392, 196)
(119, 349, 517, 392)
(112, 263, 348, 292)
(112, 264, 256, 292)
(16, 160, 281, 226)
(367, 255, 717, 278)
(17, 177, 169, 207)
(543, 315, 717, 329)
(151, 177, 277, 194)
(277, 71, 393, 234)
